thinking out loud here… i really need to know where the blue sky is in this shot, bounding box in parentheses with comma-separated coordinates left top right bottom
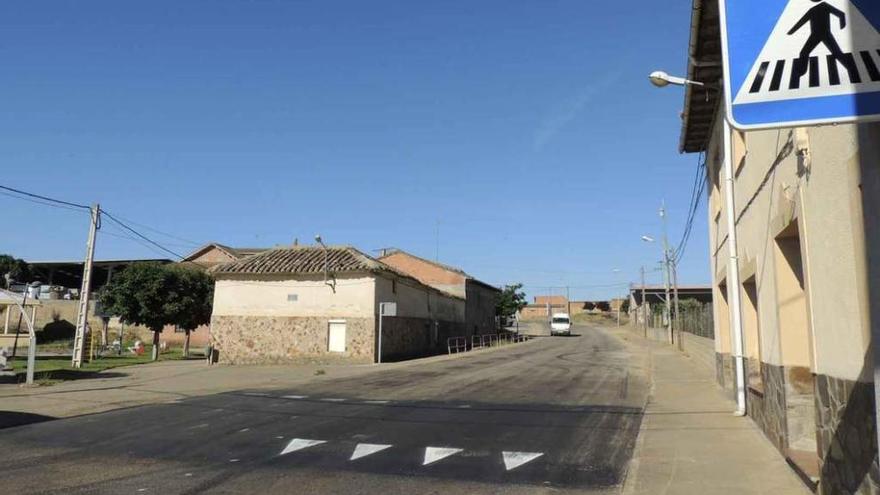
(0, 0, 708, 301)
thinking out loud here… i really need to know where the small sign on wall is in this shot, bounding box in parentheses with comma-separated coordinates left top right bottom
(287, 294, 298, 302)
(380, 302, 397, 316)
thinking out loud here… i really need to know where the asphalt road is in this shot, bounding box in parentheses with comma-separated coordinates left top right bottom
(1, 324, 649, 494)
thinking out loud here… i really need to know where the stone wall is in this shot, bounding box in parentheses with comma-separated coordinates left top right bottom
(815, 374, 880, 494)
(380, 316, 464, 361)
(744, 361, 788, 453)
(210, 315, 374, 364)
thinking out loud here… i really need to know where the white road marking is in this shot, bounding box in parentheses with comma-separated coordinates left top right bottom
(502, 451, 544, 471)
(350, 443, 393, 461)
(423, 447, 463, 466)
(229, 459, 239, 463)
(184, 473, 193, 477)
(282, 395, 308, 400)
(362, 400, 389, 405)
(238, 428, 250, 433)
(279, 438, 327, 456)
(321, 398, 346, 402)
(457, 405, 472, 409)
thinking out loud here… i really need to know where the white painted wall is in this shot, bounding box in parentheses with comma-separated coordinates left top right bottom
(374, 275, 465, 322)
(212, 275, 376, 318)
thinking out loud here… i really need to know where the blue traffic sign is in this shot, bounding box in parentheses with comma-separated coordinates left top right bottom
(720, 0, 880, 129)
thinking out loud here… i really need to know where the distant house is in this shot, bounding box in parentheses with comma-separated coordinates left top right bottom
(182, 243, 269, 270)
(209, 245, 465, 364)
(520, 295, 568, 320)
(377, 249, 501, 337)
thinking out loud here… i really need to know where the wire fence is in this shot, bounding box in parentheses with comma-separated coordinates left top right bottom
(677, 303, 715, 339)
(645, 302, 715, 340)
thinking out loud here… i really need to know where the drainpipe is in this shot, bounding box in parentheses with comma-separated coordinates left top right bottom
(723, 116, 747, 416)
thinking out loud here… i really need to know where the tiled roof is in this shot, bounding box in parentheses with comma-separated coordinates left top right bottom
(379, 249, 500, 292)
(212, 245, 395, 276)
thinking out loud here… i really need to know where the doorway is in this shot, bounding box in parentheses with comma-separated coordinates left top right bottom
(328, 320, 346, 353)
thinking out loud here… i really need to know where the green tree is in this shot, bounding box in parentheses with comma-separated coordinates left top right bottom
(496, 283, 528, 319)
(100, 263, 215, 360)
(0, 254, 30, 288)
(167, 265, 214, 357)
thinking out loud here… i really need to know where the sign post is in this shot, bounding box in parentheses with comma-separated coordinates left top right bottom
(377, 302, 397, 364)
(719, 0, 880, 129)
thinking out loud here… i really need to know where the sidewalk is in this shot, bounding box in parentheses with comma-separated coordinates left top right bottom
(613, 326, 810, 494)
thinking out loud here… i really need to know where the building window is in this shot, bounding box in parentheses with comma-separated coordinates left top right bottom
(741, 276, 763, 392)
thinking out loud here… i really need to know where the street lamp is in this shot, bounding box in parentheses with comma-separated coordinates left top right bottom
(649, 68, 747, 416)
(641, 235, 655, 243)
(648, 71, 707, 89)
(314, 234, 336, 292)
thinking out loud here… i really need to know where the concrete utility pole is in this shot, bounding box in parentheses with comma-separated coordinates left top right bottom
(72, 204, 100, 368)
(565, 286, 570, 315)
(659, 202, 676, 345)
(641, 266, 648, 338)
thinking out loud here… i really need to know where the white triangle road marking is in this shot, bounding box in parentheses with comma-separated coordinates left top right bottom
(350, 443, 393, 461)
(279, 438, 326, 456)
(423, 447, 463, 466)
(502, 451, 544, 471)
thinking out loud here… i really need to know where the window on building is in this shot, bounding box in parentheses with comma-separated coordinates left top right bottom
(741, 276, 763, 392)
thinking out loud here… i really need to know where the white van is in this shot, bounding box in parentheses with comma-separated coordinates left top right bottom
(550, 313, 572, 336)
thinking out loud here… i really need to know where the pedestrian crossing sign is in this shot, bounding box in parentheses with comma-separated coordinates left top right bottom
(720, 0, 880, 129)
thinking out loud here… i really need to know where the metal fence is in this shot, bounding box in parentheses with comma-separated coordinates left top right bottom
(645, 302, 714, 340)
(446, 333, 528, 355)
(677, 303, 714, 339)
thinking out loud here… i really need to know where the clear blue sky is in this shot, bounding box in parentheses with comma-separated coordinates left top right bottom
(0, 0, 708, 301)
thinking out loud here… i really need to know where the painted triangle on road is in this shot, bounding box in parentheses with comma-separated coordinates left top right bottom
(423, 447, 463, 466)
(502, 451, 544, 471)
(350, 443, 393, 461)
(279, 438, 326, 456)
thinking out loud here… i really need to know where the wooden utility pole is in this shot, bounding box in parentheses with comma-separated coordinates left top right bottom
(72, 204, 100, 368)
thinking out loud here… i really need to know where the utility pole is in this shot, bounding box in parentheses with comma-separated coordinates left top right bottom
(641, 266, 647, 338)
(72, 204, 100, 368)
(565, 286, 570, 315)
(659, 202, 675, 345)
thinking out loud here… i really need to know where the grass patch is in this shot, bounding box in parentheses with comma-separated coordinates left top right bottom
(6, 347, 203, 385)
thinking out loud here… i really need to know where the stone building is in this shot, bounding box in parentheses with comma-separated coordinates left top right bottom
(676, 1, 880, 492)
(377, 249, 500, 337)
(209, 245, 465, 364)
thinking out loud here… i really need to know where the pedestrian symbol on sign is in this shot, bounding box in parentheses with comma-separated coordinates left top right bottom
(721, 0, 880, 128)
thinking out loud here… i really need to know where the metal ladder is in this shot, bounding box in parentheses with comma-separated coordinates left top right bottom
(72, 205, 100, 368)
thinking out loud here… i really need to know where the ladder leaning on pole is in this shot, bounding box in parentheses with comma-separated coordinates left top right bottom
(72, 204, 100, 368)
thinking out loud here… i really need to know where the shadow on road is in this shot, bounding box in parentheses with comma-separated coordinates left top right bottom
(0, 410, 56, 430)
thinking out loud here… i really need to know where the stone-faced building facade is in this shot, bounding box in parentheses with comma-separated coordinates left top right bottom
(210, 246, 465, 364)
(679, 1, 880, 492)
(378, 250, 500, 337)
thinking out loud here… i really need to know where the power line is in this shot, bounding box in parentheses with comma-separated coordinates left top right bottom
(673, 151, 708, 264)
(0, 184, 90, 210)
(0, 190, 89, 214)
(101, 210, 189, 261)
(104, 213, 201, 247)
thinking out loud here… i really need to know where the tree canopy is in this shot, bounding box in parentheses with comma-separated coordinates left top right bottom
(496, 283, 528, 318)
(0, 254, 31, 287)
(100, 263, 214, 333)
